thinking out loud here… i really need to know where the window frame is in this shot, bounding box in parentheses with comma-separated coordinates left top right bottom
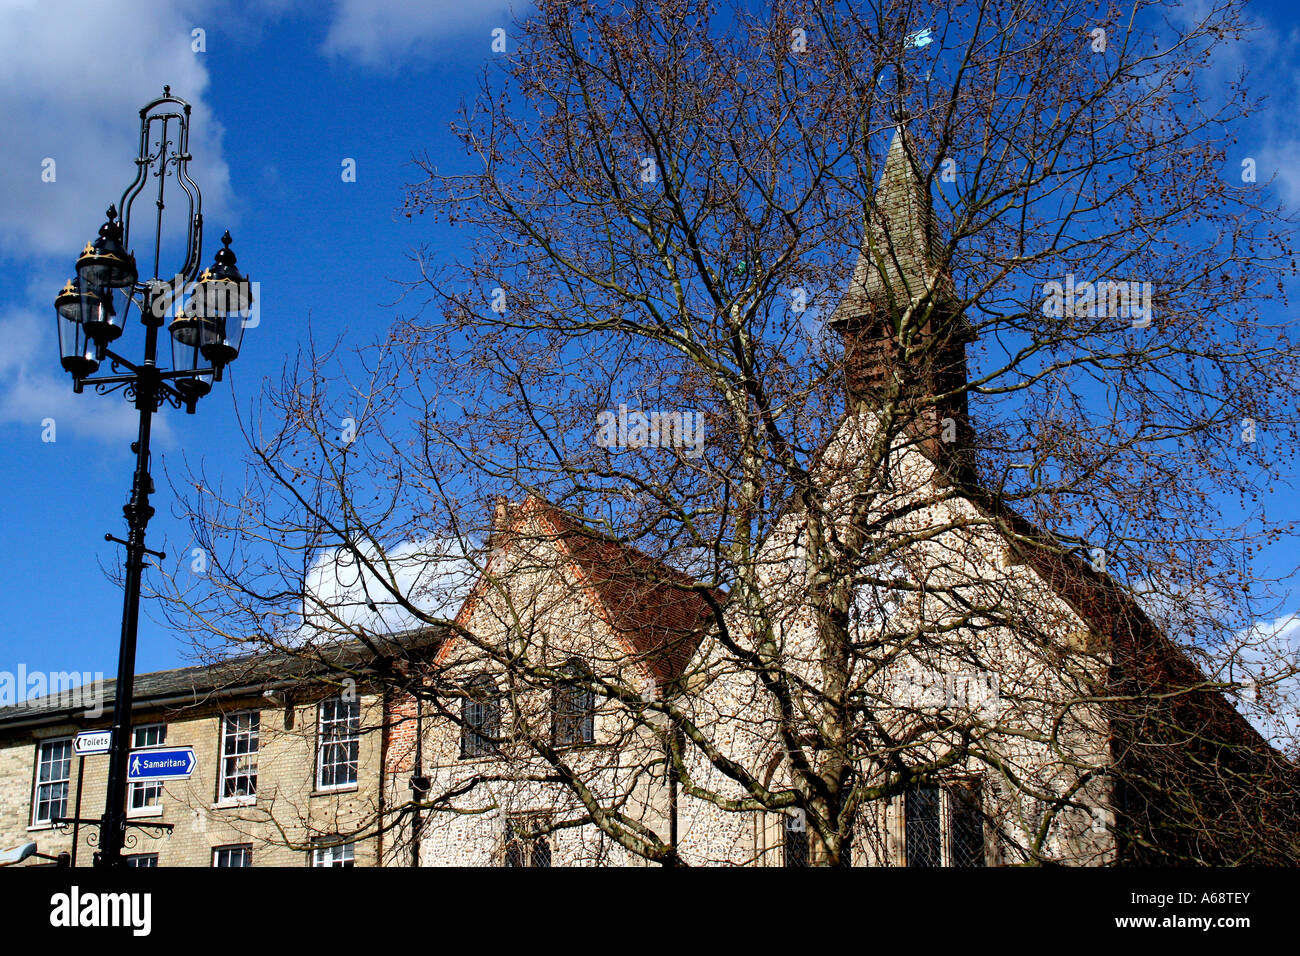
(315, 696, 361, 791)
(125, 853, 158, 867)
(128, 723, 168, 816)
(903, 779, 986, 867)
(783, 810, 809, 867)
(217, 710, 260, 804)
(459, 676, 501, 759)
(212, 843, 252, 867)
(311, 837, 356, 867)
(503, 814, 552, 868)
(31, 737, 73, 827)
(945, 779, 987, 867)
(551, 660, 596, 747)
(904, 783, 943, 867)
(779, 808, 852, 866)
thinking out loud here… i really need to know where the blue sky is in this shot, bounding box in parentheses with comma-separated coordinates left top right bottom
(0, 0, 521, 679)
(1, 0, 1299, 700)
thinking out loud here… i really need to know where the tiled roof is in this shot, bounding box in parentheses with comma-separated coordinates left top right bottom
(959, 485, 1276, 748)
(0, 629, 443, 727)
(537, 505, 717, 688)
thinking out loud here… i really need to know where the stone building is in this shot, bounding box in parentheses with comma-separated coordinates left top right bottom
(382, 496, 710, 867)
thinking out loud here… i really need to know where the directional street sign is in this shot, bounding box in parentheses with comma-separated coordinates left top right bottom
(126, 746, 197, 781)
(73, 730, 112, 756)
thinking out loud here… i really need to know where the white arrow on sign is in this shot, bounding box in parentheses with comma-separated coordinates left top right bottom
(73, 731, 112, 756)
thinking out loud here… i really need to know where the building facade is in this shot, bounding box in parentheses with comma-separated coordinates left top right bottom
(0, 645, 408, 867)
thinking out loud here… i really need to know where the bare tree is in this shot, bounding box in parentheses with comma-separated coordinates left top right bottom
(161, 0, 1299, 865)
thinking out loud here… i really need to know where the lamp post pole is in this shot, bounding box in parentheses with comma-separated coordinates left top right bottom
(99, 327, 160, 868)
(53, 87, 254, 866)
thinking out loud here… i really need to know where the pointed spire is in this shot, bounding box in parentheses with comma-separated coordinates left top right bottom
(829, 125, 949, 328)
(828, 123, 975, 483)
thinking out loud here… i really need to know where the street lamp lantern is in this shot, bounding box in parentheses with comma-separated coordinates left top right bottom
(54, 278, 103, 378)
(75, 207, 137, 290)
(186, 230, 252, 378)
(166, 309, 216, 398)
(67, 206, 138, 358)
(48, 87, 256, 866)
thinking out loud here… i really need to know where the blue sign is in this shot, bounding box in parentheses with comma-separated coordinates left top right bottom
(127, 746, 196, 781)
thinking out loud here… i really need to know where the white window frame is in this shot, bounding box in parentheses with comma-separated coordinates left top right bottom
(218, 711, 259, 805)
(315, 697, 360, 791)
(125, 853, 158, 867)
(311, 838, 356, 867)
(31, 737, 72, 827)
(212, 844, 252, 867)
(128, 723, 167, 816)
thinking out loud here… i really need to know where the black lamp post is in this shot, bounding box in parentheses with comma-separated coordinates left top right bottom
(52, 87, 253, 867)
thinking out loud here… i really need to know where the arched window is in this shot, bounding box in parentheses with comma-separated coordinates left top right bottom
(460, 676, 501, 758)
(505, 815, 552, 868)
(552, 659, 595, 746)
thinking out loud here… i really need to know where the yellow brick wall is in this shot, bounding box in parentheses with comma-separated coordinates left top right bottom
(0, 689, 391, 867)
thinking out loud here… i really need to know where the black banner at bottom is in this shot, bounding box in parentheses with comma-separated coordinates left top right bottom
(1, 865, 1287, 943)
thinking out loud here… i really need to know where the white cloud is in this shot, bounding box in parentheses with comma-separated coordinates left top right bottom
(0, 0, 230, 443)
(1259, 142, 1300, 209)
(1206, 612, 1300, 756)
(0, 355, 146, 444)
(0, 0, 231, 261)
(320, 0, 522, 68)
(1167, 0, 1300, 208)
(0, 272, 171, 442)
(299, 535, 480, 640)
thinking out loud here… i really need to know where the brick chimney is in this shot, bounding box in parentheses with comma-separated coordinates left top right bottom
(827, 124, 974, 483)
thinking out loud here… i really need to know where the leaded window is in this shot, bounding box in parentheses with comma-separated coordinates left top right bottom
(504, 815, 551, 867)
(552, 662, 595, 746)
(904, 781, 985, 867)
(460, 677, 501, 758)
